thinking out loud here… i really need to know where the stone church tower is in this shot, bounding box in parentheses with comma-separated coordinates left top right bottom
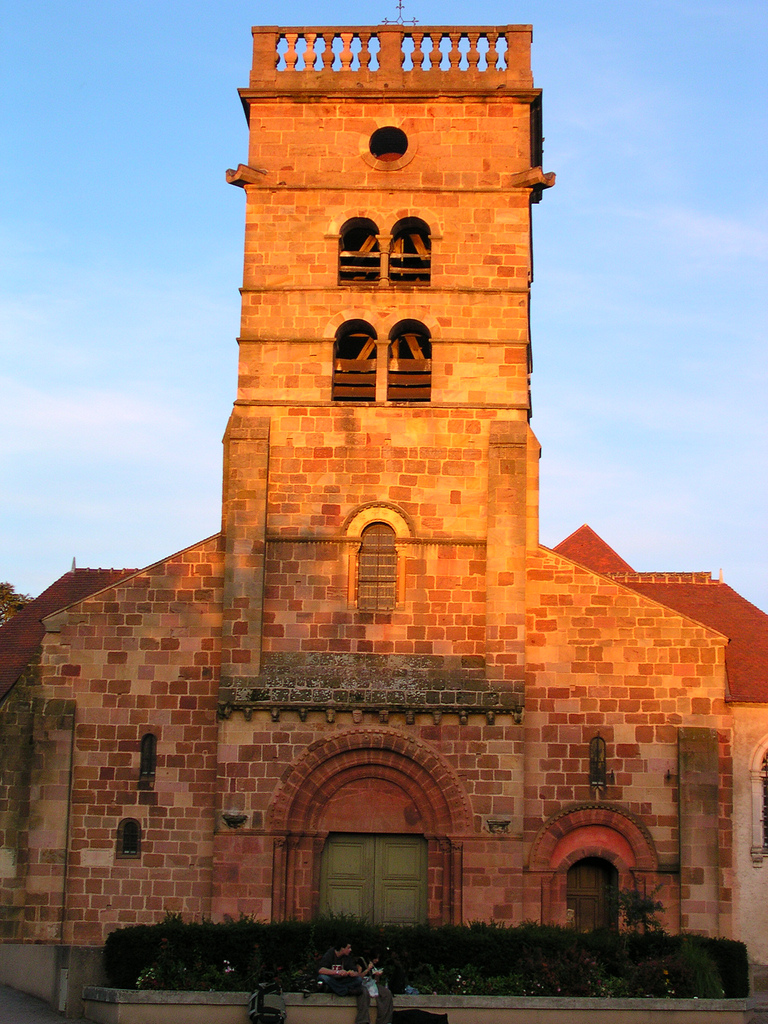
(3, 22, 758, 963)
(216, 24, 553, 924)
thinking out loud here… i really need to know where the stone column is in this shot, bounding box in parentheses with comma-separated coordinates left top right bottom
(678, 726, 720, 934)
(220, 411, 270, 700)
(485, 420, 530, 698)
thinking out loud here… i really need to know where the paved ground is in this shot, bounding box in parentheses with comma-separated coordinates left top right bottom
(0, 986, 65, 1022)
(3, 984, 768, 1023)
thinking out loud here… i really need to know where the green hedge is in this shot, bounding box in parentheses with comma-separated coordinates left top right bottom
(102, 916, 749, 998)
(701, 937, 750, 999)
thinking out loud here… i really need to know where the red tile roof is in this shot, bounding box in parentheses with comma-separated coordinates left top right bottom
(0, 569, 136, 701)
(553, 525, 768, 703)
(553, 524, 635, 573)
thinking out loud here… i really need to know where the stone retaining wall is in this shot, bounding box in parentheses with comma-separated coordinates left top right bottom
(82, 989, 753, 1024)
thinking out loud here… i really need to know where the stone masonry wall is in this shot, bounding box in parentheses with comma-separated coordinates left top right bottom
(0, 658, 76, 942)
(33, 538, 224, 944)
(212, 710, 524, 925)
(522, 548, 733, 935)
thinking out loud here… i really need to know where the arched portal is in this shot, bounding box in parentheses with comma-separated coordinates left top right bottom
(528, 804, 659, 928)
(267, 729, 471, 924)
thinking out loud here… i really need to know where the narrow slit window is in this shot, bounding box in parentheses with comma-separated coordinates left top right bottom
(333, 321, 377, 402)
(339, 218, 381, 283)
(389, 218, 431, 284)
(357, 523, 397, 611)
(139, 733, 157, 779)
(388, 321, 431, 402)
(117, 818, 141, 859)
(589, 736, 607, 789)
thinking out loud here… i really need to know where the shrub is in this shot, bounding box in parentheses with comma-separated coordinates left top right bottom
(101, 915, 749, 999)
(614, 885, 665, 934)
(700, 937, 750, 998)
(680, 939, 724, 999)
(625, 953, 696, 998)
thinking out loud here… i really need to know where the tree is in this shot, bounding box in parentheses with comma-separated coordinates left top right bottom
(0, 582, 32, 625)
(614, 884, 665, 934)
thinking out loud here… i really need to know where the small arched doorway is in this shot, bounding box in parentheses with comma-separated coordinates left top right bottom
(566, 857, 617, 931)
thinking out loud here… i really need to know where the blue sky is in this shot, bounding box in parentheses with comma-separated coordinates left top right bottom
(1, 0, 766, 610)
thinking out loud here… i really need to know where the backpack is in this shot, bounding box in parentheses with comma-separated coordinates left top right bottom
(248, 981, 287, 1024)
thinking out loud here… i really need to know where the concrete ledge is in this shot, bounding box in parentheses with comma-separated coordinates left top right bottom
(1, 943, 106, 1018)
(82, 988, 753, 1024)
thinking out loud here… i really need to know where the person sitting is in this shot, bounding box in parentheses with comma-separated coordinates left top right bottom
(317, 939, 394, 1024)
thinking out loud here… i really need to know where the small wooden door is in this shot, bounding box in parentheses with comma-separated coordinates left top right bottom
(566, 857, 617, 931)
(320, 833, 427, 924)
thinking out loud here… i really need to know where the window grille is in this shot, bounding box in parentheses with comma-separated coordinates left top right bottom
(357, 523, 397, 610)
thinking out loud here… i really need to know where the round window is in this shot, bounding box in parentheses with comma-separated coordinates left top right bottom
(369, 126, 408, 162)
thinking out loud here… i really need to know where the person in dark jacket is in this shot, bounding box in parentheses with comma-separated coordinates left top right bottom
(318, 940, 394, 1024)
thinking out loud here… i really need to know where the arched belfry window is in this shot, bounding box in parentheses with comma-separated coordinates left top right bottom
(339, 218, 381, 283)
(333, 321, 377, 402)
(357, 523, 397, 611)
(139, 732, 157, 788)
(589, 735, 607, 789)
(390, 217, 431, 284)
(116, 818, 141, 859)
(388, 321, 431, 402)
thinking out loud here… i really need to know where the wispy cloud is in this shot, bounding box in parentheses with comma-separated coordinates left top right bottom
(639, 207, 768, 262)
(0, 377, 213, 462)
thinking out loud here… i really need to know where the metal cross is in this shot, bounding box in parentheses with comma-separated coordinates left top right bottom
(382, 0, 418, 26)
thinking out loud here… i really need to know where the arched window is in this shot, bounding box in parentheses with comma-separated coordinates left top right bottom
(333, 321, 377, 402)
(749, 743, 768, 864)
(116, 818, 141, 859)
(389, 217, 431, 284)
(589, 735, 607, 789)
(357, 523, 397, 611)
(388, 321, 431, 402)
(139, 733, 157, 780)
(339, 218, 381, 283)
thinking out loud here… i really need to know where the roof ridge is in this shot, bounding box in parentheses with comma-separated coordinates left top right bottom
(608, 571, 715, 584)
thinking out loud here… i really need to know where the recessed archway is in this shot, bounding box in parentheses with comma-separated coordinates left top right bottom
(269, 728, 472, 835)
(528, 804, 659, 928)
(267, 729, 472, 924)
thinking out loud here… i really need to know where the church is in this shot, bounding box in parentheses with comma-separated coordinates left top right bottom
(2, 21, 768, 984)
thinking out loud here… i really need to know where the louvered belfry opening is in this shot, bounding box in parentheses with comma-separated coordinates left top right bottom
(339, 218, 381, 283)
(357, 522, 397, 611)
(388, 321, 432, 402)
(390, 217, 431, 284)
(333, 321, 377, 401)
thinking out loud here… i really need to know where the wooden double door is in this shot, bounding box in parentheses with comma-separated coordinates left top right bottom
(320, 833, 427, 925)
(566, 857, 618, 931)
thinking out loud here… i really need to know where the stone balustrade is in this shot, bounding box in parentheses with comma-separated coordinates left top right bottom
(246, 26, 535, 90)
